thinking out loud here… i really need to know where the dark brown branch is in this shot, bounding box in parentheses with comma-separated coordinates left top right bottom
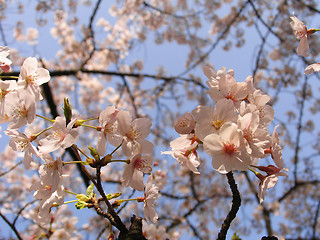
(217, 171, 241, 240)
(0, 211, 23, 240)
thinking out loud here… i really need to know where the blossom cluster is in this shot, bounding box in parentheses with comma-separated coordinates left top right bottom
(0, 46, 159, 228)
(290, 13, 320, 75)
(164, 64, 288, 203)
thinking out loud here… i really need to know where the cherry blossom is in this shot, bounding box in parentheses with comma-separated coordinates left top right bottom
(18, 57, 50, 101)
(173, 112, 195, 134)
(192, 98, 237, 141)
(6, 89, 36, 129)
(290, 13, 316, 57)
(5, 129, 39, 169)
(39, 154, 64, 192)
(0, 46, 12, 72)
(117, 110, 153, 157)
(97, 106, 120, 156)
(121, 154, 153, 191)
(38, 116, 79, 154)
(143, 175, 159, 223)
(203, 123, 251, 173)
(206, 67, 248, 106)
(304, 63, 320, 75)
(256, 171, 288, 203)
(0, 80, 18, 122)
(162, 134, 200, 174)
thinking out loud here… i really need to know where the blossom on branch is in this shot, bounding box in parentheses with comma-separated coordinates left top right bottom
(18, 57, 50, 101)
(117, 110, 153, 157)
(290, 13, 316, 57)
(5, 129, 39, 169)
(143, 175, 159, 223)
(97, 106, 120, 156)
(0, 46, 12, 72)
(203, 123, 251, 174)
(38, 116, 79, 154)
(121, 154, 153, 191)
(304, 63, 320, 75)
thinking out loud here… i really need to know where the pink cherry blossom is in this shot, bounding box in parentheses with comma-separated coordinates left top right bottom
(290, 13, 311, 57)
(39, 116, 79, 154)
(0, 79, 18, 122)
(5, 129, 39, 169)
(39, 154, 63, 192)
(0, 46, 12, 72)
(117, 110, 153, 157)
(162, 134, 200, 174)
(30, 180, 66, 226)
(237, 111, 270, 158)
(143, 175, 159, 223)
(269, 125, 284, 169)
(174, 112, 195, 134)
(18, 57, 50, 101)
(121, 154, 153, 191)
(97, 106, 120, 156)
(257, 171, 288, 203)
(304, 63, 320, 75)
(192, 98, 237, 141)
(7, 89, 36, 129)
(203, 123, 251, 173)
(206, 67, 248, 107)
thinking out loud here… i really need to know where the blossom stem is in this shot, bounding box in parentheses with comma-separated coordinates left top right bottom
(0, 75, 18, 79)
(217, 171, 241, 240)
(110, 142, 122, 156)
(82, 116, 99, 122)
(79, 124, 98, 130)
(63, 200, 79, 204)
(36, 114, 55, 123)
(31, 126, 53, 139)
(65, 190, 78, 196)
(63, 160, 87, 165)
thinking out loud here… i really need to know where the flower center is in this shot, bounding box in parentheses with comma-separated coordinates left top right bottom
(223, 141, 237, 155)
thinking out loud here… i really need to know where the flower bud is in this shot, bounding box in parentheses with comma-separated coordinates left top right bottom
(174, 112, 195, 134)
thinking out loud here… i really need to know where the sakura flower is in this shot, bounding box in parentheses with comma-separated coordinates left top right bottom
(0, 79, 18, 122)
(0, 46, 12, 72)
(143, 175, 159, 223)
(7, 89, 36, 129)
(206, 67, 248, 107)
(30, 180, 66, 226)
(257, 171, 288, 203)
(39, 154, 63, 192)
(143, 220, 170, 240)
(117, 110, 153, 157)
(304, 63, 320, 75)
(246, 90, 274, 127)
(237, 111, 270, 158)
(5, 129, 39, 169)
(290, 13, 316, 57)
(97, 106, 120, 156)
(121, 154, 153, 191)
(192, 99, 237, 141)
(203, 123, 251, 173)
(162, 134, 200, 174)
(38, 116, 79, 154)
(18, 57, 50, 101)
(174, 112, 195, 134)
(267, 125, 284, 170)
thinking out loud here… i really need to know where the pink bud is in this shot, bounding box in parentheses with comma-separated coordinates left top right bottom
(174, 112, 195, 134)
